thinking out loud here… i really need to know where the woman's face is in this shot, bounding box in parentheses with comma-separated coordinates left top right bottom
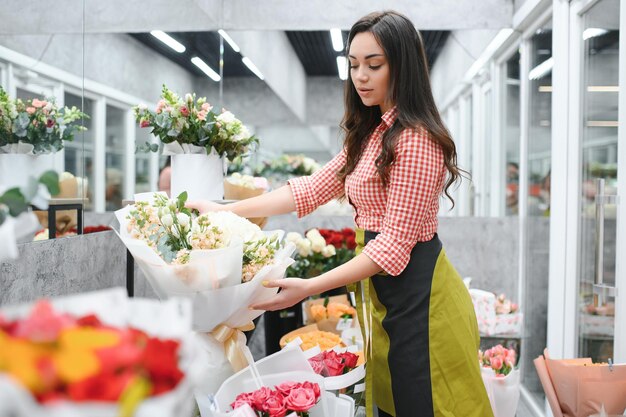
(348, 31, 391, 112)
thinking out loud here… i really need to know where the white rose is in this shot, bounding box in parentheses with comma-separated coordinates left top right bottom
(297, 239, 312, 257)
(161, 213, 173, 227)
(286, 232, 303, 244)
(310, 236, 326, 253)
(305, 229, 322, 241)
(138, 103, 148, 111)
(216, 110, 236, 124)
(321, 244, 336, 258)
(177, 212, 190, 229)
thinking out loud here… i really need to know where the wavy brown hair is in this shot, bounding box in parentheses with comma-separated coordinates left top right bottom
(337, 10, 462, 206)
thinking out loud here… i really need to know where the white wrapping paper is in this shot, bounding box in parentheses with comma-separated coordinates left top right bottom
(0, 152, 60, 189)
(0, 212, 41, 262)
(481, 367, 520, 417)
(0, 288, 202, 417)
(164, 144, 226, 201)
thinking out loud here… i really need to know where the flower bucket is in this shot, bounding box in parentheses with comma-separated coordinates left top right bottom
(0, 153, 59, 189)
(171, 152, 225, 201)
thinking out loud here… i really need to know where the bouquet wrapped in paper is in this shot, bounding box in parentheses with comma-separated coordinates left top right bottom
(197, 345, 355, 417)
(0, 288, 203, 417)
(304, 295, 357, 335)
(479, 345, 520, 417)
(534, 349, 626, 417)
(115, 191, 295, 373)
(223, 173, 269, 229)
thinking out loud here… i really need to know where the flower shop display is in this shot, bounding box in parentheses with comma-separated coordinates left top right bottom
(198, 344, 355, 417)
(469, 289, 523, 336)
(256, 154, 320, 178)
(580, 302, 615, 337)
(0, 288, 201, 417)
(0, 87, 88, 189)
(0, 170, 58, 261)
(285, 228, 356, 279)
(134, 85, 257, 201)
(534, 349, 626, 417)
(479, 345, 520, 417)
(116, 191, 295, 378)
(280, 325, 345, 352)
(224, 173, 270, 229)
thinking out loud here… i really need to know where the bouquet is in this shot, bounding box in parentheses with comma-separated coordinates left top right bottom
(469, 289, 523, 336)
(223, 173, 270, 229)
(0, 288, 198, 417)
(479, 345, 520, 417)
(285, 229, 355, 279)
(230, 381, 321, 417)
(308, 351, 360, 378)
(134, 85, 257, 160)
(256, 154, 320, 177)
(0, 86, 87, 154)
(305, 295, 357, 335)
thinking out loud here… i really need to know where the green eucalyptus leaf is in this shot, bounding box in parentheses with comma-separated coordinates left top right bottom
(0, 188, 28, 217)
(39, 170, 60, 196)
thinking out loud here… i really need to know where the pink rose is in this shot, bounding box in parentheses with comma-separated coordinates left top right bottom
(251, 386, 273, 411)
(263, 391, 286, 417)
(180, 106, 190, 117)
(490, 356, 503, 371)
(284, 386, 317, 412)
(308, 358, 325, 375)
(300, 381, 321, 401)
(197, 110, 207, 121)
(323, 350, 345, 376)
(26, 107, 36, 114)
(230, 392, 254, 410)
(32, 98, 47, 108)
(156, 99, 166, 114)
(13, 300, 75, 342)
(140, 119, 150, 128)
(275, 380, 300, 397)
(341, 352, 359, 369)
(201, 102, 212, 112)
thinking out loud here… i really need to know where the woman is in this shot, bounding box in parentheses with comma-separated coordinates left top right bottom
(191, 11, 493, 417)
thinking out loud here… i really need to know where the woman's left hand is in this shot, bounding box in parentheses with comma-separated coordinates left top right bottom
(250, 278, 312, 311)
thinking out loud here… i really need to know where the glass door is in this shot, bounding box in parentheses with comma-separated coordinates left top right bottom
(576, 0, 620, 362)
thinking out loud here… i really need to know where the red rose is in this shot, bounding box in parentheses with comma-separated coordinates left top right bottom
(341, 351, 359, 369)
(323, 351, 345, 376)
(180, 106, 190, 117)
(346, 235, 356, 250)
(284, 386, 317, 412)
(140, 119, 150, 128)
(141, 337, 184, 395)
(231, 392, 254, 410)
(263, 390, 287, 417)
(275, 380, 300, 397)
(76, 314, 103, 327)
(46, 118, 55, 128)
(300, 381, 321, 401)
(68, 369, 135, 401)
(308, 357, 325, 375)
(251, 386, 273, 411)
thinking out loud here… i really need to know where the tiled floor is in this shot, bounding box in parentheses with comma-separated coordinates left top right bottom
(248, 316, 539, 417)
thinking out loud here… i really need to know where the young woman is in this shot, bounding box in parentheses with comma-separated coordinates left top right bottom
(190, 11, 493, 417)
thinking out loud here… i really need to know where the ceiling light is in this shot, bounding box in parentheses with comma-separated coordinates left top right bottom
(583, 28, 609, 41)
(587, 120, 618, 127)
(242, 57, 264, 80)
(465, 29, 514, 81)
(587, 86, 618, 92)
(330, 28, 344, 52)
(191, 57, 220, 82)
(218, 29, 240, 53)
(336, 56, 348, 80)
(150, 30, 186, 53)
(528, 57, 553, 80)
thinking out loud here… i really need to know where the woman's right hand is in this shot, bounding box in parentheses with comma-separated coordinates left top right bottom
(185, 199, 226, 214)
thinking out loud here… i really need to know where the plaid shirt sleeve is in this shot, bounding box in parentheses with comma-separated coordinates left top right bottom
(288, 150, 346, 218)
(362, 128, 444, 276)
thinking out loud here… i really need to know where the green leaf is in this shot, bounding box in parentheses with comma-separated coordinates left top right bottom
(323, 295, 330, 308)
(39, 170, 60, 196)
(177, 191, 188, 209)
(0, 188, 29, 217)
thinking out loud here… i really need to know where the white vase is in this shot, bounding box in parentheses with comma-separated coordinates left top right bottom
(170, 152, 225, 201)
(0, 153, 59, 189)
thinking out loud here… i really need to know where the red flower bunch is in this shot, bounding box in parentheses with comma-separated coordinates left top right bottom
(308, 350, 360, 377)
(318, 228, 356, 250)
(231, 380, 321, 417)
(0, 301, 184, 404)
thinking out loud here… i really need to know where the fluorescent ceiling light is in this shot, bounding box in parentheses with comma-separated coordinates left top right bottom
(336, 56, 348, 80)
(528, 57, 554, 80)
(465, 29, 514, 81)
(583, 28, 609, 41)
(191, 57, 220, 82)
(218, 29, 240, 53)
(330, 28, 344, 52)
(587, 120, 618, 127)
(242, 57, 264, 80)
(587, 85, 618, 92)
(150, 30, 186, 53)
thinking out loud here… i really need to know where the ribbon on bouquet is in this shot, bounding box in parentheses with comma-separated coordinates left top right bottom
(210, 321, 256, 372)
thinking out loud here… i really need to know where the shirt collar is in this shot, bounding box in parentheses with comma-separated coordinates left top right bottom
(380, 106, 398, 128)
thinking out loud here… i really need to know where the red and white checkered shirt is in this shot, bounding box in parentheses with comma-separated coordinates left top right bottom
(288, 106, 446, 276)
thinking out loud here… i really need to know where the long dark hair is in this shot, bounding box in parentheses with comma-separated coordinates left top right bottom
(337, 10, 462, 206)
